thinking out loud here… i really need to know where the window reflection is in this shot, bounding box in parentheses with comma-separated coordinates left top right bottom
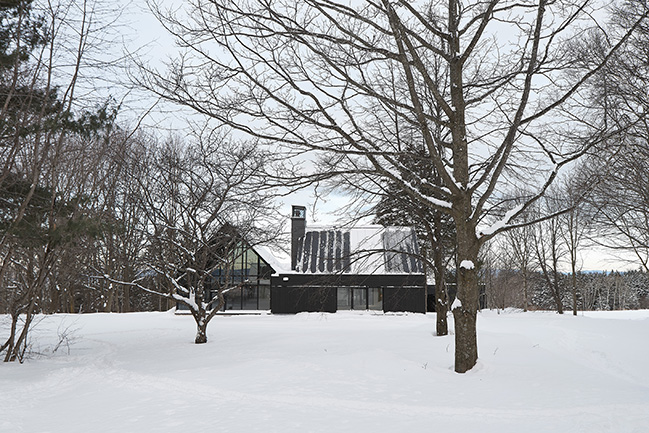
(336, 287, 382, 311)
(225, 288, 242, 310)
(353, 288, 367, 310)
(258, 284, 271, 310)
(242, 285, 258, 310)
(368, 288, 382, 310)
(337, 287, 351, 310)
(211, 243, 274, 311)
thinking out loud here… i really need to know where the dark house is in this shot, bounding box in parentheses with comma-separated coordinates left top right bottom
(270, 206, 427, 314)
(179, 207, 427, 314)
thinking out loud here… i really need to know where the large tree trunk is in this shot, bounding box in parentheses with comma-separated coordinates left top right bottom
(453, 263, 479, 373)
(434, 271, 448, 336)
(453, 302, 477, 373)
(453, 220, 480, 373)
(192, 297, 215, 345)
(123, 284, 131, 313)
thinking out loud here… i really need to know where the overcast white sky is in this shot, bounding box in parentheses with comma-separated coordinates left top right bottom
(111, 0, 355, 223)
(107, 0, 639, 272)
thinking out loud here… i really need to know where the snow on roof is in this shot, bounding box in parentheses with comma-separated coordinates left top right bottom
(295, 226, 423, 275)
(254, 244, 291, 274)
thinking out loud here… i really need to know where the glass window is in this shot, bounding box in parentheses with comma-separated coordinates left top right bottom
(225, 287, 242, 310)
(230, 245, 245, 281)
(259, 263, 272, 279)
(246, 249, 259, 278)
(242, 285, 258, 310)
(258, 283, 271, 310)
(353, 288, 367, 310)
(203, 243, 276, 311)
(368, 288, 382, 310)
(337, 287, 351, 310)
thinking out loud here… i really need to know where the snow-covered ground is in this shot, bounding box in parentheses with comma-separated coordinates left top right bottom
(1, 310, 648, 433)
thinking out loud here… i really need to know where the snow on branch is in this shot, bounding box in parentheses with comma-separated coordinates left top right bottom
(379, 160, 453, 210)
(478, 203, 524, 237)
(173, 291, 199, 312)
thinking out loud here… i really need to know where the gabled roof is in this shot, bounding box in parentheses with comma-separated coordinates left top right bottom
(295, 225, 423, 275)
(255, 244, 291, 274)
(207, 223, 291, 274)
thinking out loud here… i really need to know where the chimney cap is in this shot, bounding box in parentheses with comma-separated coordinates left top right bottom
(291, 205, 306, 219)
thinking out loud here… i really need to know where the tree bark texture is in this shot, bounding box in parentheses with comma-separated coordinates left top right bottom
(453, 214, 480, 373)
(195, 325, 208, 344)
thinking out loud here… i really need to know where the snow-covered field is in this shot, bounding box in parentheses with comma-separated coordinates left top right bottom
(1, 310, 648, 433)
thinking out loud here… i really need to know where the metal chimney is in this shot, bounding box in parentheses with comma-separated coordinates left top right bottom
(291, 205, 306, 270)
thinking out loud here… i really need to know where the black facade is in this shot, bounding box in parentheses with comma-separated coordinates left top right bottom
(271, 273, 427, 314)
(425, 283, 488, 312)
(383, 286, 427, 313)
(270, 285, 337, 314)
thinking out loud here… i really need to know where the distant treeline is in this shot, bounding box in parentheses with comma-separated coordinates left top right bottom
(485, 269, 649, 311)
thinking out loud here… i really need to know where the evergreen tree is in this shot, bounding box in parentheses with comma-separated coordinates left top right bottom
(0, 0, 122, 361)
(374, 146, 456, 335)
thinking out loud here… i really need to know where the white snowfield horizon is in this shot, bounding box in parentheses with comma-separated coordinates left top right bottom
(1, 310, 648, 433)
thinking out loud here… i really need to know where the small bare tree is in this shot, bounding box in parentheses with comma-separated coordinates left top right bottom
(104, 133, 280, 344)
(557, 175, 592, 315)
(531, 194, 567, 314)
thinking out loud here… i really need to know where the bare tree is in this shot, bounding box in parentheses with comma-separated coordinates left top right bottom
(1, 0, 128, 361)
(139, 0, 648, 372)
(578, 1, 649, 272)
(556, 175, 592, 315)
(531, 194, 567, 314)
(103, 133, 281, 344)
(589, 147, 649, 272)
(505, 226, 535, 312)
(496, 190, 538, 312)
(374, 153, 456, 336)
(483, 239, 522, 311)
